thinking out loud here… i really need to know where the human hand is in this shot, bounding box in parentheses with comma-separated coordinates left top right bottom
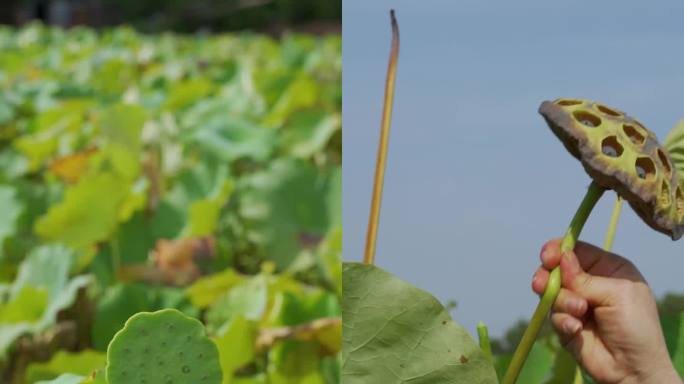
(532, 239, 682, 384)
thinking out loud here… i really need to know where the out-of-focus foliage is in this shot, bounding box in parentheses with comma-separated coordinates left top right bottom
(102, 0, 342, 33)
(0, 22, 340, 383)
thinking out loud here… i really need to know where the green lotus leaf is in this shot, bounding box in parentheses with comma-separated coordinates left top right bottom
(34, 173, 129, 250)
(342, 262, 498, 383)
(186, 268, 245, 309)
(214, 315, 257, 383)
(26, 350, 106, 383)
(184, 116, 276, 163)
(239, 160, 339, 269)
(281, 110, 340, 159)
(0, 245, 90, 357)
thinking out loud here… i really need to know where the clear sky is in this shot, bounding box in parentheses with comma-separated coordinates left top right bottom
(343, 0, 684, 338)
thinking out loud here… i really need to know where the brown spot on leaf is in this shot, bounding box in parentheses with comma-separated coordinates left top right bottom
(459, 355, 469, 364)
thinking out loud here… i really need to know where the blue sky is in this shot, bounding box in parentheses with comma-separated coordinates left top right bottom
(343, 0, 684, 337)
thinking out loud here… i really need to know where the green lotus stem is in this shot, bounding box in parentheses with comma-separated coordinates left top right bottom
(570, 195, 622, 383)
(502, 182, 604, 384)
(602, 196, 622, 251)
(476, 321, 492, 363)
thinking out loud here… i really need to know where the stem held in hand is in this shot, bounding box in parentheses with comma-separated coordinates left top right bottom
(502, 182, 605, 384)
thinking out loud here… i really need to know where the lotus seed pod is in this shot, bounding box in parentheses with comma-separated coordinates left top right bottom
(539, 99, 684, 240)
(106, 309, 222, 384)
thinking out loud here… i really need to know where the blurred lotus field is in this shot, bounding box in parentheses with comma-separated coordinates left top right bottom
(0, 23, 341, 383)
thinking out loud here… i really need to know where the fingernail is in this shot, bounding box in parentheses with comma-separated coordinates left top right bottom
(540, 249, 549, 262)
(564, 320, 580, 334)
(569, 299, 581, 313)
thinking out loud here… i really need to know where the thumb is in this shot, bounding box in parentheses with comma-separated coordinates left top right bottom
(560, 250, 619, 307)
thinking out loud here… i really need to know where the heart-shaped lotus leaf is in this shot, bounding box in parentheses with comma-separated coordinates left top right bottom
(540, 99, 684, 240)
(342, 262, 498, 384)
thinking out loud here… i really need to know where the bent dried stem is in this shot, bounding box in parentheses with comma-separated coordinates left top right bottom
(364, 10, 400, 265)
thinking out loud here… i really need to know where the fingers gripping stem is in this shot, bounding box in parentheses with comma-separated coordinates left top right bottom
(502, 182, 604, 384)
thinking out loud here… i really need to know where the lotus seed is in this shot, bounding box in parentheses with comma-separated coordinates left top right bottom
(182, 365, 191, 374)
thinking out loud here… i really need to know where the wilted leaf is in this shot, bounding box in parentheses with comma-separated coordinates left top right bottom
(48, 147, 99, 184)
(151, 237, 216, 285)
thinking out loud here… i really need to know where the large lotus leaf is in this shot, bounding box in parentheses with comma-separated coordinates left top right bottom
(342, 262, 498, 384)
(34, 173, 129, 250)
(664, 119, 684, 180)
(239, 160, 339, 269)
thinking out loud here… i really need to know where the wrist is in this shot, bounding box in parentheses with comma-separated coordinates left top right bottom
(622, 363, 682, 384)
